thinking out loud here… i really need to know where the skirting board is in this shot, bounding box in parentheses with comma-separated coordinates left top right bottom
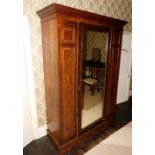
(35, 124, 47, 139)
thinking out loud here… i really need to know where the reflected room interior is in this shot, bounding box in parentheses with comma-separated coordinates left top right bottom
(81, 30, 109, 129)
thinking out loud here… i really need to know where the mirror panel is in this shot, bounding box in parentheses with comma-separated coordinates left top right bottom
(80, 28, 109, 130)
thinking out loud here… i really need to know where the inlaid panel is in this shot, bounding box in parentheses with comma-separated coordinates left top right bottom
(60, 47, 77, 142)
(61, 27, 75, 44)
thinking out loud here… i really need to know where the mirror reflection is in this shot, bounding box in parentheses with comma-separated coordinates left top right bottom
(81, 30, 109, 129)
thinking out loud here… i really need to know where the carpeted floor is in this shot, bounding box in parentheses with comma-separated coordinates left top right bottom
(23, 100, 132, 155)
(84, 122, 132, 155)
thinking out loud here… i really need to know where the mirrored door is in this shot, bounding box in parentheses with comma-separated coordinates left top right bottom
(79, 24, 111, 132)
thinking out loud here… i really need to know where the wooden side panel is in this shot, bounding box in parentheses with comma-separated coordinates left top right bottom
(105, 28, 123, 118)
(41, 18, 60, 142)
(59, 22, 77, 143)
(60, 47, 77, 142)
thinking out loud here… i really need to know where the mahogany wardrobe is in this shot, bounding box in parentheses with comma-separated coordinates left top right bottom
(37, 3, 127, 154)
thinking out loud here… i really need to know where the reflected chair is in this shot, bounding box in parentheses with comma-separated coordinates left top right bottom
(82, 48, 101, 95)
(82, 78, 98, 96)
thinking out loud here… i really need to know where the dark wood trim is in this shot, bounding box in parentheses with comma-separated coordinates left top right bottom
(82, 23, 112, 33)
(79, 118, 105, 135)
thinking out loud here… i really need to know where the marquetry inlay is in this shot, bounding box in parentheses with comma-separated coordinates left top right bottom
(61, 28, 75, 43)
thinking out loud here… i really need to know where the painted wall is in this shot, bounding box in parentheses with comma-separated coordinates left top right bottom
(23, 17, 47, 145)
(23, 59, 34, 147)
(23, 17, 37, 146)
(117, 32, 132, 103)
(23, 0, 132, 127)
